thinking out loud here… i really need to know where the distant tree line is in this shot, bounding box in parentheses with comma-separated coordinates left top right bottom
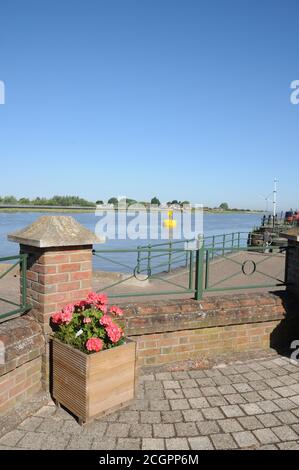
(107, 197, 190, 207)
(0, 195, 190, 208)
(202, 203, 252, 212)
(0, 195, 95, 207)
(165, 199, 190, 207)
(0, 196, 252, 211)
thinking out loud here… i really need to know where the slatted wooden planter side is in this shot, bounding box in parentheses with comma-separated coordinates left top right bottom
(52, 338, 136, 424)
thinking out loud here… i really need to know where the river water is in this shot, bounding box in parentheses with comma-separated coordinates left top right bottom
(0, 211, 261, 272)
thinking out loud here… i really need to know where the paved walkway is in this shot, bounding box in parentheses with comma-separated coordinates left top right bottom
(1, 355, 299, 450)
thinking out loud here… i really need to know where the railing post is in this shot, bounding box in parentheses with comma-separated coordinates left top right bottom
(222, 234, 226, 256)
(188, 250, 194, 290)
(231, 232, 235, 251)
(168, 241, 172, 272)
(237, 232, 241, 250)
(212, 235, 215, 260)
(194, 242, 204, 300)
(205, 248, 210, 290)
(137, 246, 141, 274)
(147, 244, 152, 275)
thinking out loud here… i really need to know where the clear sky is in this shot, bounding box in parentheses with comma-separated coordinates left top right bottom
(0, 0, 298, 210)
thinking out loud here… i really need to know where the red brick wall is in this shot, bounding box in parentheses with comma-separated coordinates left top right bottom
(134, 321, 281, 368)
(123, 292, 292, 369)
(0, 357, 42, 415)
(0, 316, 44, 415)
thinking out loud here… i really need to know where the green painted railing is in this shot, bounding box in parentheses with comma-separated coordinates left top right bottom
(203, 245, 287, 293)
(136, 232, 250, 273)
(93, 246, 199, 299)
(137, 237, 196, 274)
(92, 231, 287, 300)
(137, 232, 250, 272)
(203, 232, 250, 259)
(0, 254, 30, 322)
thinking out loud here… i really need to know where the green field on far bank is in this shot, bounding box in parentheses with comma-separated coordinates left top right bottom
(0, 206, 261, 214)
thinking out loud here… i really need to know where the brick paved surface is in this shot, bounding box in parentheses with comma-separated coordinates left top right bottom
(1, 355, 299, 450)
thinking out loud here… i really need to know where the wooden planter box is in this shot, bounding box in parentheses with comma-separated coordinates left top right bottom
(52, 338, 136, 424)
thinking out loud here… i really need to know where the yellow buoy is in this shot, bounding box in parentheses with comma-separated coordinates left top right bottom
(163, 209, 177, 228)
(163, 219, 177, 228)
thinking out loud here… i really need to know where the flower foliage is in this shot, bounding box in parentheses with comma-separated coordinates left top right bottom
(50, 292, 125, 354)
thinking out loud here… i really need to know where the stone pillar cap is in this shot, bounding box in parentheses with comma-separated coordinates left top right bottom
(280, 226, 299, 242)
(7, 215, 105, 248)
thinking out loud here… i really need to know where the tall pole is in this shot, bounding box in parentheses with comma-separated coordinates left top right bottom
(273, 178, 278, 218)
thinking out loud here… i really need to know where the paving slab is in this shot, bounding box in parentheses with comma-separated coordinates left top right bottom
(1, 354, 299, 450)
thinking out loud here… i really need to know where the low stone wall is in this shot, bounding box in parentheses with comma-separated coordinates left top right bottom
(0, 317, 45, 415)
(124, 292, 295, 369)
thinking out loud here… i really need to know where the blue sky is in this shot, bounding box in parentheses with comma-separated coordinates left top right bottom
(0, 0, 298, 210)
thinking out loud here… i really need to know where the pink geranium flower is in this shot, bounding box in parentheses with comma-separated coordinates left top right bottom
(60, 310, 73, 324)
(62, 303, 75, 315)
(51, 293, 125, 353)
(106, 324, 123, 343)
(99, 315, 113, 327)
(100, 304, 108, 314)
(109, 306, 124, 316)
(51, 312, 62, 324)
(51, 309, 73, 324)
(86, 337, 103, 352)
(86, 292, 108, 307)
(56, 303, 74, 323)
(75, 300, 88, 309)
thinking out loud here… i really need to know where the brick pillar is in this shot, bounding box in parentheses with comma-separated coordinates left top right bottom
(19, 245, 93, 334)
(8, 216, 104, 389)
(282, 227, 299, 298)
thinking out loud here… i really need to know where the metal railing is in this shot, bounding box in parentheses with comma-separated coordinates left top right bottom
(136, 232, 250, 273)
(203, 245, 287, 293)
(92, 231, 287, 300)
(203, 232, 250, 259)
(0, 254, 29, 322)
(93, 246, 199, 298)
(137, 237, 196, 274)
